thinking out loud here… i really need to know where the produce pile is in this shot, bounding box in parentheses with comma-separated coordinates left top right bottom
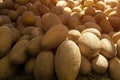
(0, 0, 120, 80)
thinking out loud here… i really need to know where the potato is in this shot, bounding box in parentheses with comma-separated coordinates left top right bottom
(67, 0, 76, 8)
(55, 40, 81, 80)
(25, 57, 35, 74)
(75, 25, 86, 32)
(3, 23, 15, 29)
(71, 12, 82, 19)
(63, 7, 72, 14)
(82, 15, 96, 23)
(78, 32, 101, 59)
(41, 12, 61, 31)
(16, 5, 27, 16)
(26, 3, 39, 15)
(50, 6, 63, 15)
(79, 11, 85, 18)
(104, 7, 116, 17)
(73, 0, 79, 5)
(100, 38, 116, 58)
(18, 35, 31, 41)
(21, 11, 35, 26)
(109, 57, 120, 80)
(2, 0, 14, 9)
(95, 1, 105, 11)
(39, 0, 50, 5)
(117, 27, 120, 31)
(0, 26, 12, 58)
(99, 19, 113, 33)
(116, 5, 120, 18)
(72, 6, 82, 12)
(68, 29, 81, 43)
(41, 24, 68, 49)
(79, 55, 91, 75)
(84, 0, 94, 7)
(14, 3, 19, 9)
(84, 22, 102, 32)
(0, 9, 9, 15)
(83, 6, 88, 11)
(16, 25, 26, 33)
(81, 28, 101, 39)
(0, 16, 3, 26)
(91, 54, 108, 73)
(112, 31, 120, 43)
(10, 27, 20, 43)
(30, 0, 38, 3)
(1, 15, 11, 24)
(0, 55, 17, 80)
(33, 1, 41, 8)
(116, 40, 120, 58)
(34, 50, 54, 80)
(109, 16, 120, 30)
(101, 34, 112, 40)
(14, 75, 34, 80)
(8, 10, 18, 21)
(27, 36, 42, 56)
(94, 12, 106, 24)
(35, 16, 42, 27)
(70, 11, 83, 18)
(56, 0, 67, 7)
(84, 7, 95, 16)
(109, 31, 116, 37)
(9, 40, 29, 64)
(68, 16, 80, 29)
(71, 13, 81, 21)
(108, 10, 117, 17)
(37, 4, 50, 16)
(21, 26, 36, 35)
(58, 13, 70, 25)
(107, 0, 118, 8)
(47, 1, 55, 9)
(95, 9, 102, 14)
(15, 0, 29, 5)
(31, 28, 44, 38)
(16, 16, 23, 25)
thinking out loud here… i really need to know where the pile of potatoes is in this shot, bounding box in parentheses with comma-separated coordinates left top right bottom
(0, 0, 120, 80)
